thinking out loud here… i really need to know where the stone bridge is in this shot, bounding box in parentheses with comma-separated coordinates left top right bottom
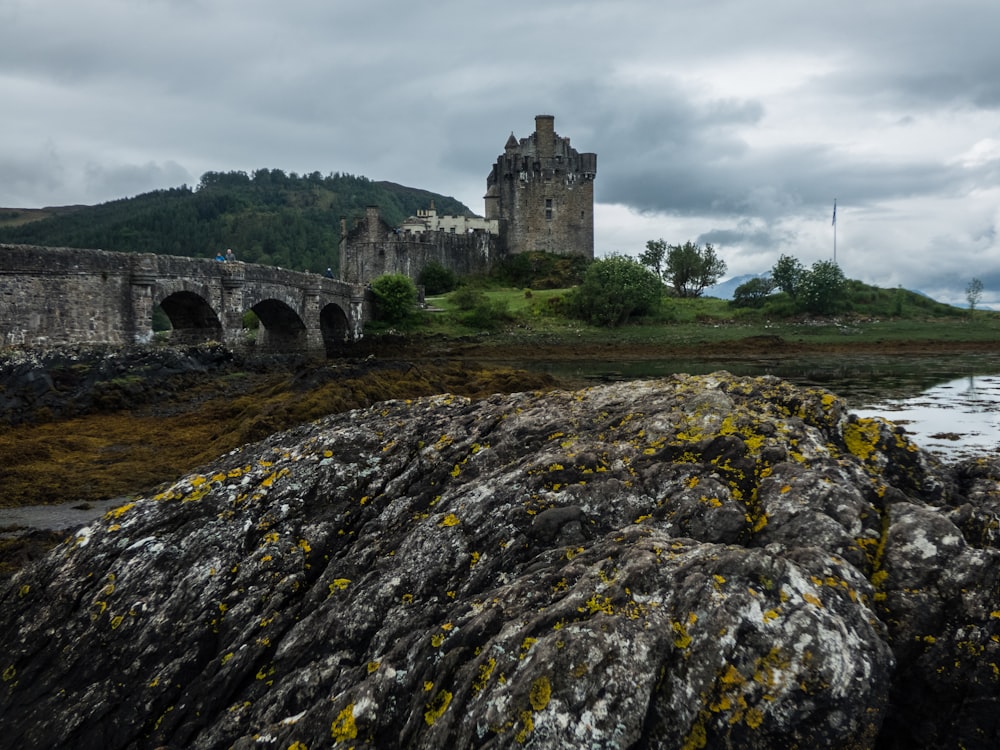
(0, 244, 371, 355)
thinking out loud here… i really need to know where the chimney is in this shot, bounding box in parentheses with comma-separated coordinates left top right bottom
(535, 115, 555, 159)
(365, 206, 380, 243)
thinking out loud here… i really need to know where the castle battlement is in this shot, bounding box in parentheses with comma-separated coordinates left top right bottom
(485, 114, 596, 258)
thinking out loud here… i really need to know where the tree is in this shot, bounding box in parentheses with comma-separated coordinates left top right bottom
(966, 278, 984, 314)
(731, 277, 776, 308)
(418, 261, 457, 295)
(370, 273, 417, 323)
(567, 254, 662, 327)
(664, 241, 727, 297)
(770, 254, 805, 299)
(798, 260, 847, 314)
(638, 239, 668, 282)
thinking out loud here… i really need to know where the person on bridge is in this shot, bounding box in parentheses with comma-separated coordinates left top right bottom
(214, 252, 225, 262)
(324, 267, 335, 278)
(225, 249, 236, 262)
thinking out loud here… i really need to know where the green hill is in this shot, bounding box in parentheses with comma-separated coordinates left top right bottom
(0, 170, 474, 274)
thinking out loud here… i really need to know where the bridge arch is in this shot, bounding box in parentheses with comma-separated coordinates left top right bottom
(250, 298, 309, 351)
(319, 302, 351, 357)
(156, 290, 224, 344)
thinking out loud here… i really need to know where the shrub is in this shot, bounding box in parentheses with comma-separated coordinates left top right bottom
(462, 299, 513, 331)
(798, 260, 847, 315)
(566, 254, 662, 326)
(731, 277, 775, 309)
(495, 251, 589, 288)
(419, 261, 457, 295)
(448, 287, 487, 311)
(241, 310, 260, 329)
(370, 273, 418, 323)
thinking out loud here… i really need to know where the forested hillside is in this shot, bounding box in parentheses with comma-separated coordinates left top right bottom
(0, 170, 473, 273)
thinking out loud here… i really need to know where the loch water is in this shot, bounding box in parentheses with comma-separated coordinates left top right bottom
(514, 351, 1000, 462)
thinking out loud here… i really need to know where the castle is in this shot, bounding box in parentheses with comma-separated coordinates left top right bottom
(339, 115, 597, 285)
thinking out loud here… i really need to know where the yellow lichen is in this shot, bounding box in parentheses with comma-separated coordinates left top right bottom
(514, 709, 535, 743)
(331, 703, 357, 741)
(105, 502, 135, 520)
(745, 706, 765, 729)
(473, 658, 496, 693)
(519, 637, 538, 659)
(672, 621, 693, 649)
(424, 689, 452, 726)
(529, 675, 551, 711)
(680, 720, 707, 750)
(843, 419, 882, 461)
(802, 592, 823, 608)
(583, 594, 614, 616)
(440, 513, 460, 527)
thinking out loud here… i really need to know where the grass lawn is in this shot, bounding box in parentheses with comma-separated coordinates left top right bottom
(405, 287, 1000, 352)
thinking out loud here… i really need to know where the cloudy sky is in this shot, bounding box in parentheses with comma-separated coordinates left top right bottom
(3, 0, 1000, 305)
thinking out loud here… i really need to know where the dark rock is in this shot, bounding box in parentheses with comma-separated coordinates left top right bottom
(1, 373, 998, 749)
(0, 344, 240, 425)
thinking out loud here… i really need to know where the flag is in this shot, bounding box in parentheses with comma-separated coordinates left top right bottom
(832, 200, 837, 226)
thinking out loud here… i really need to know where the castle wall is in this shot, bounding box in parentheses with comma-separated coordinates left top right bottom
(339, 114, 595, 285)
(339, 220, 499, 286)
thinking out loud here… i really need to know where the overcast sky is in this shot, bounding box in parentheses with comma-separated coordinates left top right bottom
(3, 0, 1000, 305)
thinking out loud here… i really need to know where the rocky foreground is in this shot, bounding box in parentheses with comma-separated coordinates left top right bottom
(2, 373, 1000, 748)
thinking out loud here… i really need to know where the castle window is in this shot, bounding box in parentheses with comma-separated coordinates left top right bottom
(545, 198, 553, 220)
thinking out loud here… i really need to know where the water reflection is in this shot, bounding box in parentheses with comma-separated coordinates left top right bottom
(513, 352, 1000, 461)
(854, 374, 1000, 460)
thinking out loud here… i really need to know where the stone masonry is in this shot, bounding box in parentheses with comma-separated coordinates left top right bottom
(0, 244, 369, 354)
(486, 114, 597, 258)
(340, 115, 596, 285)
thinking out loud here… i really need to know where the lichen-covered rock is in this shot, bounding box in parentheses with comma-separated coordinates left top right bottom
(1, 373, 999, 749)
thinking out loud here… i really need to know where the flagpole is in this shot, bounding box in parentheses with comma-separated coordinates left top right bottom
(832, 199, 837, 264)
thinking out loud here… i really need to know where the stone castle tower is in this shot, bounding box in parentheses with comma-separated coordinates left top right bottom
(485, 114, 597, 258)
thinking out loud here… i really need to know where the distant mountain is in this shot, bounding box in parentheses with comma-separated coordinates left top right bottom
(703, 273, 770, 300)
(0, 170, 473, 274)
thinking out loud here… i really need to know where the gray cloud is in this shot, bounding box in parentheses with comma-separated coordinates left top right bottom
(2, 0, 1000, 301)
